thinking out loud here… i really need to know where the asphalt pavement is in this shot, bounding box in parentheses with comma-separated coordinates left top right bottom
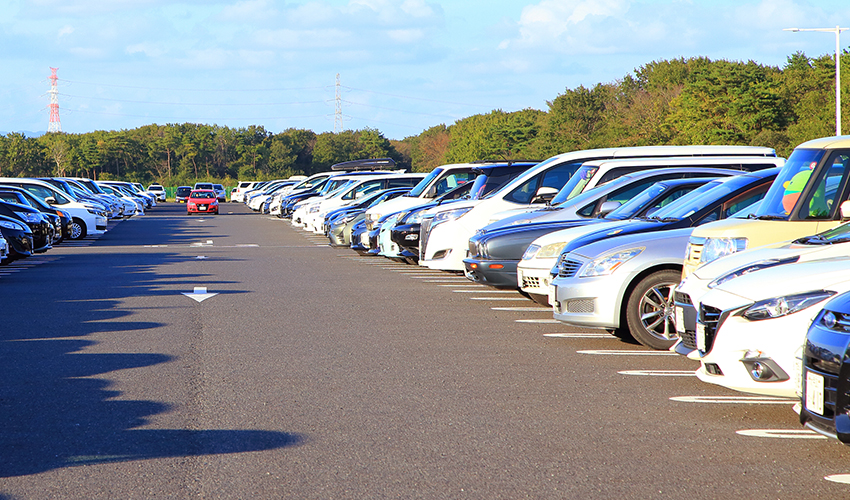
(2, 202, 850, 499)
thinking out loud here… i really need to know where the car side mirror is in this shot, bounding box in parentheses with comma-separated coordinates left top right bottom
(45, 197, 56, 204)
(841, 200, 850, 221)
(531, 186, 559, 204)
(597, 200, 622, 217)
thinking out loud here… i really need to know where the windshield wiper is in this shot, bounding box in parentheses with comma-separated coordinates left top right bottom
(748, 214, 786, 220)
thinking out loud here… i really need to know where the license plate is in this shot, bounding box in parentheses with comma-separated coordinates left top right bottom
(805, 371, 824, 415)
(548, 284, 557, 311)
(675, 306, 685, 334)
(199, 206, 207, 211)
(696, 322, 706, 351)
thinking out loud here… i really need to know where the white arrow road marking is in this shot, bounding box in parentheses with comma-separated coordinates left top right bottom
(618, 370, 696, 376)
(516, 319, 561, 323)
(492, 306, 552, 312)
(195, 256, 208, 260)
(182, 286, 218, 303)
(670, 396, 797, 404)
(545, 333, 613, 339)
(825, 475, 850, 484)
(736, 429, 826, 439)
(578, 349, 679, 356)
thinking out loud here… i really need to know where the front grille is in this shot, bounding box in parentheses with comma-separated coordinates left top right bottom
(522, 275, 541, 289)
(698, 304, 722, 353)
(679, 330, 697, 350)
(804, 364, 842, 424)
(566, 299, 594, 313)
(419, 217, 433, 260)
(557, 255, 582, 278)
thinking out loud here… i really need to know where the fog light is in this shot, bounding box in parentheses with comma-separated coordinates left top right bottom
(751, 361, 774, 380)
(740, 355, 788, 382)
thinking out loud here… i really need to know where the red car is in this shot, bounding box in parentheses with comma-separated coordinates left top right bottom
(186, 189, 219, 214)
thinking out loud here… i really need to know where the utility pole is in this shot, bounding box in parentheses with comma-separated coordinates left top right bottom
(334, 73, 343, 133)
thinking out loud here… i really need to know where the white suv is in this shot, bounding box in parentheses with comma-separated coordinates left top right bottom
(147, 184, 167, 202)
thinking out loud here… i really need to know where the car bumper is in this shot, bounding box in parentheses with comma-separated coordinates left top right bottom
(419, 220, 471, 271)
(517, 259, 558, 297)
(800, 311, 850, 443)
(551, 273, 629, 330)
(694, 303, 812, 398)
(463, 258, 519, 288)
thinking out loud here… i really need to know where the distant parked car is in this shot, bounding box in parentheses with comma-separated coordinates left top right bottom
(213, 184, 227, 202)
(187, 190, 219, 215)
(148, 184, 167, 202)
(175, 186, 192, 203)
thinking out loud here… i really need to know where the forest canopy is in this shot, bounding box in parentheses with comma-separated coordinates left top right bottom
(2, 52, 848, 186)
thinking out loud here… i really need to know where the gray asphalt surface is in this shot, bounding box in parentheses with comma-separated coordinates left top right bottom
(2, 202, 850, 499)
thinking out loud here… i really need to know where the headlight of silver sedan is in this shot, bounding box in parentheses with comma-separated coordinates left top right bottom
(580, 247, 644, 277)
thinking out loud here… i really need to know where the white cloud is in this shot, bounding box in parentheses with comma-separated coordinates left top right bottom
(57, 25, 74, 37)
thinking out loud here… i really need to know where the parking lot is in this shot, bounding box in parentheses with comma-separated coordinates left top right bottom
(2, 202, 850, 499)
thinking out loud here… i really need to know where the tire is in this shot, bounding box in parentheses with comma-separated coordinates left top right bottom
(625, 269, 680, 350)
(69, 218, 87, 240)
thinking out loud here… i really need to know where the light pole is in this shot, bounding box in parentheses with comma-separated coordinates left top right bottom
(784, 26, 848, 136)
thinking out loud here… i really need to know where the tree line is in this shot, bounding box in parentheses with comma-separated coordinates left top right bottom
(1, 51, 847, 186)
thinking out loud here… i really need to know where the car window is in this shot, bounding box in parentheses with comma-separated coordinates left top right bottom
(429, 172, 476, 196)
(796, 153, 850, 219)
(506, 162, 583, 205)
(190, 191, 215, 199)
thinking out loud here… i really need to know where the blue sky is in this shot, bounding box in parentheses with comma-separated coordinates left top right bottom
(1, 0, 849, 140)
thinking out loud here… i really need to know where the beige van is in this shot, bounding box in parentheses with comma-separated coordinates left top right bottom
(682, 135, 850, 278)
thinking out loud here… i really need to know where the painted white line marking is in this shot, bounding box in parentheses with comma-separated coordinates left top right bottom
(438, 284, 483, 287)
(825, 474, 850, 484)
(670, 396, 797, 404)
(578, 349, 678, 356)
(736, 429, 826, 440)
(425, 280, 473, 283)
(545, 333, 613, 338)
(492, 307, 552, 312)
(470, 297, 530, 301)
(516, 319, 561, 323)
(407, 275, 462, 278)
(618, 370, 696, 376)
(452, 289, 518, 293)
(235, 244, 259, 247)
(195, 256, 208, 260)
(182, 286, 218, 303)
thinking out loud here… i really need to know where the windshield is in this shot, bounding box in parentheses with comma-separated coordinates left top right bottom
(190, 191, 215, 199)
(756, 148, 828, 219)
(647, 180, 726, 219)
(604, 183, 669, 220)
(550, 164, 600, 204)
(486, 155, 566, 199)
(407, 168, 444, 197)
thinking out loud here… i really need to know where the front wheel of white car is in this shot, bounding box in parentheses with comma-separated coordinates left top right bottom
(625, 269, 680, 350)
(69, 218, 87, 240)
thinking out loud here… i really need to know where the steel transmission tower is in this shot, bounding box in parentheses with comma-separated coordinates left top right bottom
(48, 67, 61, 133)
(334, 73, 343, 133)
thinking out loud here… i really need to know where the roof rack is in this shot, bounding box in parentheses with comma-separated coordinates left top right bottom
(331, 158, 398, 171)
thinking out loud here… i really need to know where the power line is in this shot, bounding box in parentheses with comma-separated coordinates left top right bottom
(58, 93, 329, 107)
(57, 79, 330, 93)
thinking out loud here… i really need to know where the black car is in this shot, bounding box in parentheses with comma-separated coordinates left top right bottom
(0, 200, 54, 253)
(175, 186, 192, 203)
(0, 188, 69, 244)
(0, 213, 34, 261)
(801, 290, 850, 443)
(463, 176, 719, 289)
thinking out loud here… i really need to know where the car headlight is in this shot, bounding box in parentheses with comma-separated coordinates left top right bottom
(0, 219, 26, 231)
(308, 205, 320, 213)
(700, 237, 748, 265)
(740, 290, 835, 321)
(405, 209, 425, 225)
(580, 247, 644, 277)
(14, 212, 41, 223)
(432, 207, 472, 226)
(536, 242, 567, 260)
(522, 244, 541, 261)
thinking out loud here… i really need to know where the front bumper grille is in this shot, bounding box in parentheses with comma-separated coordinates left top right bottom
(522, 275, 540, 289)
(698, 303, 722, 353)
(557, 254, 582, 278)
(419, 217, 433, 261)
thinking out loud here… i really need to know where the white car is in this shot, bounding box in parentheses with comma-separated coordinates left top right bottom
(148, 184, 167, 202)
(418, 145, 778, 272)
(0, 231, 8, 262)
(692, 256, 850, 398)
(231, 181, 257, 203)
(0, 177, 108, 239)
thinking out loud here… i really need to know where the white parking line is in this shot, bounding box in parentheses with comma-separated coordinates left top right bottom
(545, 333, 612, 338)
(452, 289, 519, 293)
(578, 349, 679, 356)
(825, 474, 850, 484)
(515, 319, 561, 323)
(469, 297, 531, 301)
(618, 370, 696, 376)
(425, 280, 473, 283)
(736, 429, 826, 439)
(492, 306, 552, 312)
(670, 396, 797, 404)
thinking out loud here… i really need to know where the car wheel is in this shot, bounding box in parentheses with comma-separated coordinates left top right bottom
(625, 269, 680, 350)
(69, 218, 87, 239)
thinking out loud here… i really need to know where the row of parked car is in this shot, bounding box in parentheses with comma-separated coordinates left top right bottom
(0, 177, 159, 264)
(244, 135, 850, 446)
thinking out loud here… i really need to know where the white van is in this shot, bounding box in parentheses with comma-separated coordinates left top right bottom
(0, 177, 108, 239)
(418, 145, 778, 271)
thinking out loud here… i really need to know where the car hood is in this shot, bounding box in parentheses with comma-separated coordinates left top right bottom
(570, 227, 695, 260)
